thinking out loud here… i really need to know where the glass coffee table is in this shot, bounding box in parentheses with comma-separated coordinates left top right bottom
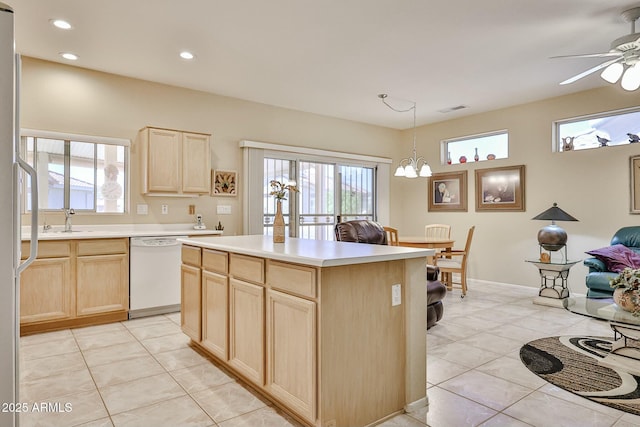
(566, 296, 640, 326)
(568, 296, 640, 374)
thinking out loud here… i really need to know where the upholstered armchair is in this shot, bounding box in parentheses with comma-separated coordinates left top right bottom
(334, 220, 388, 244)
(427, 265, 447, 329)
(585, 226, 640, 298)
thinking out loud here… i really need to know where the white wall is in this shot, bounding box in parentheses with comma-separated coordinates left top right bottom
(20, 57, 399, 235)
(393, 87, 640, 294)
(21, 56, 640, 294)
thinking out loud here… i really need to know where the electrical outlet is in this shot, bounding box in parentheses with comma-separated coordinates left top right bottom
(161, 204, 169, 215)
(188, 204, 195, 215)
(136, 204, 148, 215)
(216, 205, 232, 214)
(391, 284, 401, 306)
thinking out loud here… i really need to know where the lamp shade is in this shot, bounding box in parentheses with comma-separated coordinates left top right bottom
(532, 203, 578, 251)
(601, 62, 624, 84)
(531, 203, 579, 222)
(404, 164, 417, 178)
(622, 64, 640, 91)
(419, 163, 432, 177)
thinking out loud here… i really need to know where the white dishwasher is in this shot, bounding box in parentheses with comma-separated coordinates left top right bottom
(129, 235, 187, 319)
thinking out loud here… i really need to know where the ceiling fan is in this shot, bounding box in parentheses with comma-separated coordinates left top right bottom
(555, 7, 640, 90)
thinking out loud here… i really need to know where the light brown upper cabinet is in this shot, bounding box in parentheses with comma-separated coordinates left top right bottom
(138, 127, 211, 195)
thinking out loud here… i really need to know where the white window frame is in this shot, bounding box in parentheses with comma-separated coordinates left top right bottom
(441, 130, 509, 165)
(240, 140, 391, 236)
(21, 128, 130, 214)
(554, 106, 640, 152)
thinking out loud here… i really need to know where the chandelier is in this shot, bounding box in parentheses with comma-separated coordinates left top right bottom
(378, 94, 432, 178)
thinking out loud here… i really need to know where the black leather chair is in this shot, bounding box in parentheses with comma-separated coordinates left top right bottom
(334, 220, 388, 244)
(335, 220, 446, 329)
(427, 265, 447, 329)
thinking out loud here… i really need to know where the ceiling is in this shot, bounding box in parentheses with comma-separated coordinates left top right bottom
(7, 0, 640, 129)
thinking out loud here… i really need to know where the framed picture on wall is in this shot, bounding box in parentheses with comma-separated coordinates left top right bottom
(631, 156, 640, 213)
(475, 165, 525, 211)
(212, 170, 237, 196)
(428, 171, 468, 212)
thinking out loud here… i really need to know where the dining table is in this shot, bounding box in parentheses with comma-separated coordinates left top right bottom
(398, 236, 455, 287)
(397, 236, 455, 251)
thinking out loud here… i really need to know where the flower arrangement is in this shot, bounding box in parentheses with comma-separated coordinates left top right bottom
(269, 180, 298, 201)
(610, 267, 640, 316)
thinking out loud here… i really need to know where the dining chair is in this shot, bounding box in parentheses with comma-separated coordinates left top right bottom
(383, 226, 399, 246)
(435, 225, 475, 298)
(425, 224, 451, 239)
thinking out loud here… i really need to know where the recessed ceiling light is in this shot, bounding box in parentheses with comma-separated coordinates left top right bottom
(50, 19, 72, 30)
(60, 52, 78, 61)
(179, 51, 195, 60)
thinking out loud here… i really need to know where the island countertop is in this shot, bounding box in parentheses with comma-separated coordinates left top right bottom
(177, 234, 434, 267)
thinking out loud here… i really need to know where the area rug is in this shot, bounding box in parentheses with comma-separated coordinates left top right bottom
(520, 336, 640, 415)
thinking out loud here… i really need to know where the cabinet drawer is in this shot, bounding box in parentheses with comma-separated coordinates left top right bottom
(21, 240, 71, 259)
(77, 239, 128, 256)
(230, 254, 264, 284)
(182, 245, 201, 267)
(203, 249, 228, 274)
(267, 261, 317, 299)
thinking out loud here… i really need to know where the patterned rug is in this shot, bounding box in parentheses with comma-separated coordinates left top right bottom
(520, 336, 640, 415)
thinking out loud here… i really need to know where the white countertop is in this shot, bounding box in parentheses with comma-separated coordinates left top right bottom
(22, 223, 224, 241)
(178, 235, 434, 267)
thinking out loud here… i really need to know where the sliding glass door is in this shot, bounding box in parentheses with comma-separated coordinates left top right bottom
(263, 157, 376, 240)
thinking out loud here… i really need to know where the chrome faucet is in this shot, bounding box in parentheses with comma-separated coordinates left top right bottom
(63, 208, 75, 232)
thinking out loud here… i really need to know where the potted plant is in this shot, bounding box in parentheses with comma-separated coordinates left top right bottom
(610, 267, 640, 316)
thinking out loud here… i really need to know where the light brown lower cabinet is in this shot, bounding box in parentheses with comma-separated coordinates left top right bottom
(76, 254, 128, 316)
(20, 257, 73, 323)
(20, 238, 129, 335)
(228, 278, 264, 385)
(181, 264, 202, 341)
(265, 289, 316, 422)
(201, 270, 228, 359)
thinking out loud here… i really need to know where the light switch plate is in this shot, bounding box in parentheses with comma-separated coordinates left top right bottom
(136, 204, 148, 215)
(161, 204, 168, 215)
(391, 284, 401, 306)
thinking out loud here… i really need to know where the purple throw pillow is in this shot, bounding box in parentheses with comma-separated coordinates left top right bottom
(585, 244, 640, 273)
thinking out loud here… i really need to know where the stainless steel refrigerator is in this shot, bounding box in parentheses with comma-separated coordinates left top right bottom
(1, 3, 38, 426)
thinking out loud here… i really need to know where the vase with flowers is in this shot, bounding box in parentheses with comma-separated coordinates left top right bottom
(269, 179, 299, 243)
(610, 267, 640, 316)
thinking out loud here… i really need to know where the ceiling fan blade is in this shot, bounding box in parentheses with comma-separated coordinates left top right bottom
(551, 52, 621, 59)
(560, 57, 624, 85)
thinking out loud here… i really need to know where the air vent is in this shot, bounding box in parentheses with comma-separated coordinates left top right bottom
(438, 105, 468, 113)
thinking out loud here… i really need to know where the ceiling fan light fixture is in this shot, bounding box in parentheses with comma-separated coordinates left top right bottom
(601, 62, 624, 83)
(621, 63, 640, 91)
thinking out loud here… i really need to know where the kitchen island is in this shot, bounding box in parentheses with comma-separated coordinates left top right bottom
(177, 235, 433, 427)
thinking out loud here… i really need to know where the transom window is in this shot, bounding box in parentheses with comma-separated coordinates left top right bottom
(21, 130, 129, 213)
(556, 107, 640, 151)
(442, 131, 508, 165)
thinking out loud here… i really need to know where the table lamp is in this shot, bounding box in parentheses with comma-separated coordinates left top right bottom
(531, 202, 578, 252)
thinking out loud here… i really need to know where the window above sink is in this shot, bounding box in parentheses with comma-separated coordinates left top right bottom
(20, 129, 130, 214)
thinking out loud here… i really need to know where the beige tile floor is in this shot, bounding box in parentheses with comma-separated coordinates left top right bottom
(17, 281, 640, 427)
